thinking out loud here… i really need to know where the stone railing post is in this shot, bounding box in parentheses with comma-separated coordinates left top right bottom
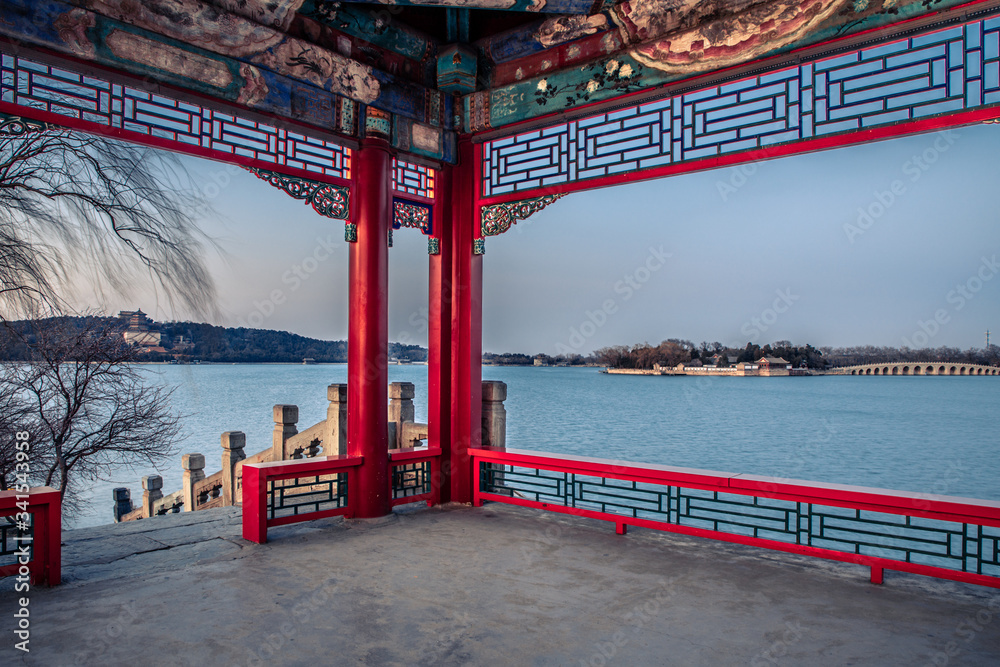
(272, 405, 299, 460)
(326, 384, 347, 457)
(182, 453, 206, 512)
(142, 475, 163, 518)
(481, 381, 507, 449)
(112, 487, 132, 522)
(388, 382, 415, 450)
(221, 431, 246, 506)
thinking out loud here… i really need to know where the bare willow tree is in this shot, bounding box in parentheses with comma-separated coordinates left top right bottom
(0, 116, 217, 513)
(0, 116, 218, 319)
(0, 317, 181, 514)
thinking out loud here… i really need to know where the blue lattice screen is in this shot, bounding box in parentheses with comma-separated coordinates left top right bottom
(392, 158, 435, 199)
(0, 52, 352, 180)
(482, 14, 1000, 198)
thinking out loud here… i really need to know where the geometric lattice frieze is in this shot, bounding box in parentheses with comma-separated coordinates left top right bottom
(391, 158, 435, 200)
(0, 52, 351, 181)
(482, 14, 1000, 198)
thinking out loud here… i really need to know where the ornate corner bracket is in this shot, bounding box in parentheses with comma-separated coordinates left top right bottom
(0, 115, 52, 136)
(392, 199, 432, 235)
(481, 194, 566, 237)
(246, 167, 350, 220)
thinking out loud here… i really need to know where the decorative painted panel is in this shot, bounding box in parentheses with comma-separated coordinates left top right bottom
(0, 52, 352, 181)
(392, 199, 432, 235)
(391, 158, 436, 200)
(481, 13, 1000, 197)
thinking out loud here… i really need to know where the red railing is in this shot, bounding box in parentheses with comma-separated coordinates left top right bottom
(242, 455, 362, 544)
(471, 448, 1000, 589)
(0, 487, 61, 587)
(390, 446, 441, 508)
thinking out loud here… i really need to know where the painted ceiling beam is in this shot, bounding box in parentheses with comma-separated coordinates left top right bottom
(464, 0, 987, 132)
(297, 2, 438, 64)
(198, 0, 440, 66)
(319, 0, 596, 15)
(0, 1, 454, 161)
(200, 0, 438, 86)
(288, 13, 436, 88)
(476, 0, 774, 67)
(477, 14, 613, 66)
(56, 0, 441, 122)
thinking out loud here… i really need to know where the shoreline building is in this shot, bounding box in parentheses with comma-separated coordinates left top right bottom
(757, 356, 793, 376)
(118, 309, 161, 348)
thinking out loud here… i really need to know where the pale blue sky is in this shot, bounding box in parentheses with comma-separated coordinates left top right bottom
(105, 124, 1000, 355)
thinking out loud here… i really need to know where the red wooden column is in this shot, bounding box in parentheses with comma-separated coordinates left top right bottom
(428, 166, 453, 501)
(446, 140, 483, 503)
(347, 137, 391, 518)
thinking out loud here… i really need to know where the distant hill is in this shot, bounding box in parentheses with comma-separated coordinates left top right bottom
(0, 316, 427, 364)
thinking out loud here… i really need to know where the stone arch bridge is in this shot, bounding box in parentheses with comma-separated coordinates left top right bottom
(832, 363, 999, 376)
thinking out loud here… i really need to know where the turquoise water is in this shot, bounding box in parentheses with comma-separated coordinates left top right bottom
(71, 365, 1000, 527)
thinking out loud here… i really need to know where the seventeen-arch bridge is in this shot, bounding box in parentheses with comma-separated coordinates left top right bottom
(832, 363, 999, 375)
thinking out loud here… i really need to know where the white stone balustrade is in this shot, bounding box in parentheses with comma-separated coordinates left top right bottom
(116, 381, 506, 521)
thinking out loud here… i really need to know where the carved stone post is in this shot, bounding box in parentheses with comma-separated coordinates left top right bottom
(112, 487, 132, 522)
(273, 405, 299, 460)
(326, 384, 347, 457)
(388, 382, 415, 450)
(481, 381, 507, 449)
(182, 453, 206, 512)
(142, 475, 163, 518)
(221, 431, 246, 506)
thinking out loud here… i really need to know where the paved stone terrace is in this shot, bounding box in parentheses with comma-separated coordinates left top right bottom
(2, 503, 998, 666)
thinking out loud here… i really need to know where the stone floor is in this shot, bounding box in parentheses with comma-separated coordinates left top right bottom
(2, 502, 998, 666)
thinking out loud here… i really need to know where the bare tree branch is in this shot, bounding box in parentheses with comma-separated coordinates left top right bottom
(0, 317, 182, 518)
(0, 123, 220, 320)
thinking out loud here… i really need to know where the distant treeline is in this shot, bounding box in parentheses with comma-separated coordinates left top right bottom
(595, 340, 827, 370)
(483, 352, 596, 366)
(0, 316, 427, 363)
(596, 340, 1000, 370)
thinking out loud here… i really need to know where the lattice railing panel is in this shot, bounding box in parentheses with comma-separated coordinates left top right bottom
(482, 14, 1000, 198)
(480, 463, 1000, 577)
(267, 473, 348, 520)
(392, 158, 435, 199)
(392, 461, 431, 499)
(0, 52, 351, 180)
(0, 514, 31, 569)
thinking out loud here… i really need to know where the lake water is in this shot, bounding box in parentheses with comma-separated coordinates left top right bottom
(70, 365, 1000, 528)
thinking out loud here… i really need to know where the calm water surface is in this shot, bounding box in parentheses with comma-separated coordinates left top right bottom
(71, 365, 1000, 527)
